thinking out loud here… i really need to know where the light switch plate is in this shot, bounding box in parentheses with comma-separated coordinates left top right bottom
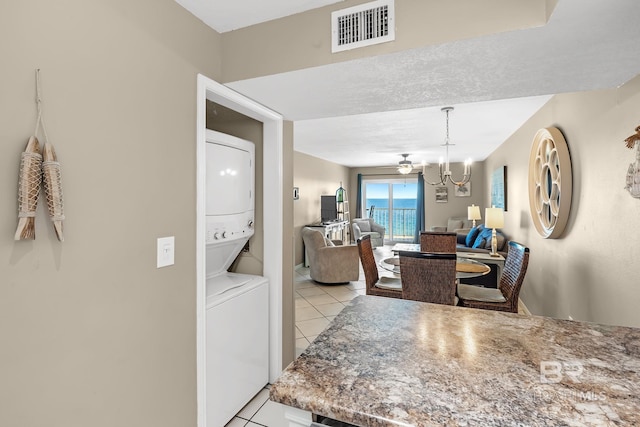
(157, 236, 175, 268)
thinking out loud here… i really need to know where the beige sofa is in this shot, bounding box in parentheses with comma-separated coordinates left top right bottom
(432, 217, 509, 257)
(456, 225, 509, 257)
(301, 227, 360, 284)
(430, 217, 474, 236)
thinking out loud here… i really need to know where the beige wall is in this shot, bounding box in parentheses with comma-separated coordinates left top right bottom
(423, 162, 486, 229)
(293, 152, 350, 265)
(348, 162, 486, 230)
(0, 1, 221, 426)
(484, 75, 640, 328)
(221, 0, 552, 82)
(282, 121, 296, 367)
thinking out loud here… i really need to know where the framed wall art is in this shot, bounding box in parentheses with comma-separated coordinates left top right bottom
(454, 182, 471, 197)
(435, 186, 448, 203)
(491, 166, 507, 211)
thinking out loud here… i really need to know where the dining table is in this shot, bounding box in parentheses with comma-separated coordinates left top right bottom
(379, 248, 491, 279)
(270, 295, 640, 426)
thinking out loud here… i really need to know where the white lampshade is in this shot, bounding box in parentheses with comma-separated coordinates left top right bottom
(485, 206, 504, 229)
(397, 164, 413, 175)
(467, 204, 481, 221)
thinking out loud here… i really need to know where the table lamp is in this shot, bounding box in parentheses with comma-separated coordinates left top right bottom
(467, 204, 481, 227)
(485, 206, 504, 257)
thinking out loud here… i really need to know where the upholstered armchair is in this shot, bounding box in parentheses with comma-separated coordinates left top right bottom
(301, 228, 360, 284)
(351, 218, 385, 248)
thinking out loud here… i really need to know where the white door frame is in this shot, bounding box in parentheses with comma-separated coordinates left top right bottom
(195, 74, 284, 427)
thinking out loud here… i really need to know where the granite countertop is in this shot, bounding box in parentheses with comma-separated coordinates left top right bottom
(270, 295, 640, 426)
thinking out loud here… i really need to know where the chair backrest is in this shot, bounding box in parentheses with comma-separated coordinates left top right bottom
(498, 241, 530, 311)
(352, 219, 367, 242)
(356, 235, 379, 291)
(399, 251, 457, 305)
(353, 218, 373, 228)
(301, 228, 326, 258)
(420, 231, 457, 253)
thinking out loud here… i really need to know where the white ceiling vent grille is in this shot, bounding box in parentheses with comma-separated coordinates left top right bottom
(331, 0, 395, 53)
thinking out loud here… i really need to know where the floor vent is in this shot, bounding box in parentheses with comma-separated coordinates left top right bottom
(331, 0, 395, 53)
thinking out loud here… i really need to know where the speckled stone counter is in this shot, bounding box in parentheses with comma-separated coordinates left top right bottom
(270, 295, 640, 426)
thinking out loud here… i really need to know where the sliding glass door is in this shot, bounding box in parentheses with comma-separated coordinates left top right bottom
(362, 178, 418, 243)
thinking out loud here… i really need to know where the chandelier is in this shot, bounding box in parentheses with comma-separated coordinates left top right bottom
(423, 106, 471, 186)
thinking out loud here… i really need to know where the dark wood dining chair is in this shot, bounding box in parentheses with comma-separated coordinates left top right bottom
(399, 251, 457, 305)
(356, 235, 402, 299)
(457, 241, 530, 313)
(420, 231, 457, 253)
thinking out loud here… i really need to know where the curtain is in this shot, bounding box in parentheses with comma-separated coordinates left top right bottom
(414, 172, 425, 243)
(355, 173, 362, 218)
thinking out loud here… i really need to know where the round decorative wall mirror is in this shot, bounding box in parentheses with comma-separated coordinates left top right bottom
(528, 127, 572, 238)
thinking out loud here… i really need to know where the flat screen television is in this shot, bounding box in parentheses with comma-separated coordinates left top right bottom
(320, 195, 338, 223)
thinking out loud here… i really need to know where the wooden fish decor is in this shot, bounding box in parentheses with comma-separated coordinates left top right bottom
(42, 142, 64, 241)
(624, 125, 640, 198)
(14, 136, 42, 239)
(15, 69, 65, 241)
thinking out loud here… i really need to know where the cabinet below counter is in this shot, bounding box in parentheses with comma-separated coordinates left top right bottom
(270, 295, 640, 426)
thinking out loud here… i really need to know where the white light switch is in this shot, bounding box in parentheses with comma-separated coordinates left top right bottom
(157, 236, 175, 268)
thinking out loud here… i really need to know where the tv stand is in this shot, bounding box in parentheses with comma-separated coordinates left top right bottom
(306, 220, 348, 240)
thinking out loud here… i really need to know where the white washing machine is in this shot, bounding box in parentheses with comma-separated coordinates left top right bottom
(206, 271, 269, 427)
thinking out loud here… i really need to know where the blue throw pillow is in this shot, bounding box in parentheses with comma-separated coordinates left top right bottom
(465, 225, 482, 247)
(473, 227, 493, 249)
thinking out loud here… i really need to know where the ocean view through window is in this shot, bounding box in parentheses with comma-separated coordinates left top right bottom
(363, 179, 418, 242)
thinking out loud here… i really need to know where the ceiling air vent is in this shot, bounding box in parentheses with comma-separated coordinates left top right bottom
(331, 0, 395, 53)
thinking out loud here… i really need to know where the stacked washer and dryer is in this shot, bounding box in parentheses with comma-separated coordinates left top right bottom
(204, 129, 269, 427)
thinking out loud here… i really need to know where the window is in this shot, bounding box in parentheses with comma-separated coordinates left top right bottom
(362, 178, 418, 242)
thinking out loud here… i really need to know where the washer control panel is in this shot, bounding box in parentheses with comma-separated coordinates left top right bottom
(206, 213, 254, 245)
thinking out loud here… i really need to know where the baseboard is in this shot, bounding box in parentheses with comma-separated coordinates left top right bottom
(518, 298, 531, 315)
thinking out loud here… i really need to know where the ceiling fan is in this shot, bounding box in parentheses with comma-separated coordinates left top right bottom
(397, 153, 414, 175)
(377, 153, 420, 174)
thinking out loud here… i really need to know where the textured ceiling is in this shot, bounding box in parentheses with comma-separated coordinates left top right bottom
(292, 96, 553, 168)
(177, 0, 640, 168)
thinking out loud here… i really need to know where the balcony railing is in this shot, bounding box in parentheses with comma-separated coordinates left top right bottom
(370, 207, 416, 241)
